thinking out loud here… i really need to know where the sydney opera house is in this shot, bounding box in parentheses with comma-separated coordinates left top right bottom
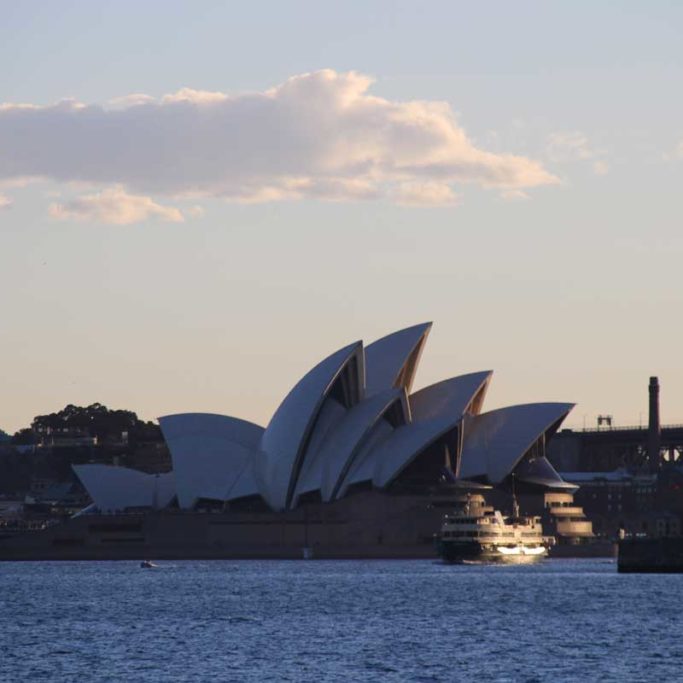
(40, 322, 575, 558)
(2, 323, 578, 559)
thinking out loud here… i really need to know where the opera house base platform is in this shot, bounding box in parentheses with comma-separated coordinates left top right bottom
(0, 490, 615, 561)
(0, 491, 455, 561)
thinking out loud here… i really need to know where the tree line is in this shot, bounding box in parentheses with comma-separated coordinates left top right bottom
(7, 403, 162, 445)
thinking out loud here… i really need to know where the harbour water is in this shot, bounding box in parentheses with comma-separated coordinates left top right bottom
(1, 559, 681, 682)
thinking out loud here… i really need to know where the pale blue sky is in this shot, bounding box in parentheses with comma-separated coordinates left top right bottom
(1, 1, 683, 433)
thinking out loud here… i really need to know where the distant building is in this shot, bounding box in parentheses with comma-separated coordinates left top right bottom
(546, 378, 683, 538)
(37, 432, 99, 448)
(559, 470, 661, 537)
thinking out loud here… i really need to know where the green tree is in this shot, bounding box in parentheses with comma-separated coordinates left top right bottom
(11, 428, 36, 445)
(30, 403, 162, 444)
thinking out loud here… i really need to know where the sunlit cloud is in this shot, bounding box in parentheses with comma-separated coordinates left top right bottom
(660, 139, 683, 162)
(185, 205, 205, 218)
(48, 187, 185, 225)
(546, 131, 608, 176)
(500, 189, 530, 202)
(0, 70, 559, 221)
(546, 131, 595, 162)
(0, 193, 12, 210)
(0, 176, 38, 190)
(393, 181, 460, 207)
(592, 160, 609, 176)
(107, 93, 155, 109)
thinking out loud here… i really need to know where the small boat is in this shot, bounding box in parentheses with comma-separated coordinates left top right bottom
(435, 492, 550, 564)
(140, 560, 158, 568)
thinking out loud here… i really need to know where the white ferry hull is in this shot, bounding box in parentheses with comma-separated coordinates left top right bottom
(496, 545, 547, 558)
(437, 539, 547, 564)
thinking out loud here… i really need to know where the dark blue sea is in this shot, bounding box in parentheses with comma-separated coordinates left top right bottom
(1, 559, 681, 682)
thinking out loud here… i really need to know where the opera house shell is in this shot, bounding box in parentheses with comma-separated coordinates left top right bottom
(65, 323, 576, 559)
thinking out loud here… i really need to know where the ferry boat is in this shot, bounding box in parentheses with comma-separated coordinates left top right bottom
(435, 493, 549, 563)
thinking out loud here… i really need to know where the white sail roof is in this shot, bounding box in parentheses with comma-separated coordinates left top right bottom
(83, 324, 577, 516)
(410, 371, 492, 421)
(364, 323, 431, 397)
(513, 456, 577, 490)
(260, 341, 364, 510)
(73, 464, 176, 512)
(159, 413, 263, 448)
(341, 372, 492, 490)
(291, 388, 409, 506)
(459, 403, 575, 483)
(158, 413, 263, 509)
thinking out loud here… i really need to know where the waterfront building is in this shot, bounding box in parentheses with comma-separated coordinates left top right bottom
(0, 323, 592, 559)
(73, 323, 575, 517)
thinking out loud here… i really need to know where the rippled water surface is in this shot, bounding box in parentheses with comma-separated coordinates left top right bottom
(2, 559, 682, 682)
